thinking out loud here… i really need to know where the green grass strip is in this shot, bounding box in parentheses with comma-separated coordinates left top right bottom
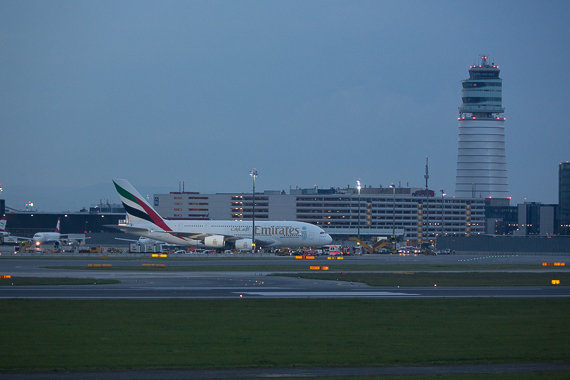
(277, 272, 570, 286)
(0, 277, 119, 286)
(0, 299, 568, 371)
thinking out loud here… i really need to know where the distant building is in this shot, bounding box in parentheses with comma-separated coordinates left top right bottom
(455, 56, 509, 199)
(540, 205, 557, 235)
(154, 185, 486, 243)
(484, 198, 518, 235)
(0, 197, 126, 237)
(89, 202, 125, 214)
(515, 202, 557, 236)
(560, 162, 570, 235)
(3, 211, 125, 236)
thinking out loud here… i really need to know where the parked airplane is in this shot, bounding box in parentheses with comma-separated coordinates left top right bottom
(112, 178, 333, 249)
(32, 218, 85, 247)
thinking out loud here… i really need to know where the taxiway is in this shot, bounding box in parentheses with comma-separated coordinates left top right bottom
(1, 252, 568, 299)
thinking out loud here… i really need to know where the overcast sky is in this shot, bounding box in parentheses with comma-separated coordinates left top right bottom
(1, 0, 569, 211)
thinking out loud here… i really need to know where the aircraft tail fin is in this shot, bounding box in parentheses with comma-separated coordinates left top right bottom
(55, 217, 61, 233)
(0, 216, 7, 232)
(112, 179, 171, 231)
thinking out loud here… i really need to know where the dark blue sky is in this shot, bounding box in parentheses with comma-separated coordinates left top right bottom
(1, 1, 569, 211)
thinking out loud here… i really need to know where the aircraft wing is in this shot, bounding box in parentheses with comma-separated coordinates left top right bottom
(152, 230, 276, 246)
(2, 235, 32, 243)
(105, 224, 207, 240)
(104, 225, 155, 234)
(151, 230, 212, 240)
(59, 234, 87, 241)
(114, 237, 139, 242)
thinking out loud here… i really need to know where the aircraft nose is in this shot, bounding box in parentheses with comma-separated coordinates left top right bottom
(324, 234, 332, 245)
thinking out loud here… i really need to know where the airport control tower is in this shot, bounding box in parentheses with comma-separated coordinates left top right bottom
(455, 56, 509, 199)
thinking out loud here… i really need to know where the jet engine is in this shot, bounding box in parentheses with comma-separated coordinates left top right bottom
(234, 238, 253, 250)
(204, 235, 225, 248)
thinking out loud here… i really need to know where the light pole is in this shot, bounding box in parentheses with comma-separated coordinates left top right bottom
(390, 183, 396, 237)
(250, 168, 258, 253)
(440, 189, 446, 236)
(356, 179, 361, 242)
(390, 183, 396, 252)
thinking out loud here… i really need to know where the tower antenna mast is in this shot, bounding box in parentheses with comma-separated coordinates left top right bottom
(424, 156, 429, 190)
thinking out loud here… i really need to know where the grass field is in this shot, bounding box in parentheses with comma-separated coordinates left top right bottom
(0, 298, 568, 372)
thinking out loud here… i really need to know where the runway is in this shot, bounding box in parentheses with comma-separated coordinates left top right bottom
(3, 283, 569, 299)
(1, 253, 568, 299)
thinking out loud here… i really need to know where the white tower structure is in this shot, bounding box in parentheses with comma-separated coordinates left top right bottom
(455, 56, 509, 199)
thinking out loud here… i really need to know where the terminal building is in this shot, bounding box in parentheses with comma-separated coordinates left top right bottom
(0, 202, 125, 237)
(153, 185, 486, 244)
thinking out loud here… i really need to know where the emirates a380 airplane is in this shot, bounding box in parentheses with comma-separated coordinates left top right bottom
(112, 178, 332, 250)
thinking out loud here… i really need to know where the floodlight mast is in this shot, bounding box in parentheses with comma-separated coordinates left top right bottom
(356, 179, 361, 241)
(249, 168, 258, 253)
(440, 189, 446, 236)
(390, 183, 396, 237)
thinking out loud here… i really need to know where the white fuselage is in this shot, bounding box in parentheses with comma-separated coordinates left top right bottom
(33, 232, 62, 244)
(134, 220, 332, 248)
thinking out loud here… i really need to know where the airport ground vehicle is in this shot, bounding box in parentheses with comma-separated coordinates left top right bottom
(324, 245, 342, 255)
(397, 246, 420, 254)
(347, 237, 390, 254)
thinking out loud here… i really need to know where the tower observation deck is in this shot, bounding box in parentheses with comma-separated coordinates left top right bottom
(455, 56, 509, 199)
